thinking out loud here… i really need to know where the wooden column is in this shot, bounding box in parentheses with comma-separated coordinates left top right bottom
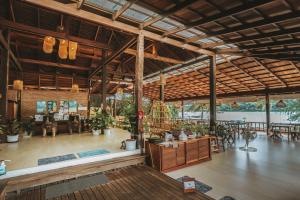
(159, 85, 164, 102)
(101, 50, 107, 111)
(134, 33, 144, 152)
(87, 80, 91, 119)
(0, 35, 10, 120)
(266, 92, 271, 135)
(209, 55, 217, 133)
(181, 100, 184, 119)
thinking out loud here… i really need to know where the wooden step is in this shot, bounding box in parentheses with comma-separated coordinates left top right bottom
(2, 155, 145, 193)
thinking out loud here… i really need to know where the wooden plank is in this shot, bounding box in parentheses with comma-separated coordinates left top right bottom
(3, 155, 145, 193)
(22, 0, 214, 56)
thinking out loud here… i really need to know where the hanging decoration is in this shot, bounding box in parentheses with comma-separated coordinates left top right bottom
(43, 36, 56, 54)
(71, 84, 79, 93)
(231, 101, 239, 109)
(68, 41, 78, 60)
(160, 73, 166, 85)
(275, 100, 286, 108)
(58, 39, 69, 59)
(13, 80, 23, 91)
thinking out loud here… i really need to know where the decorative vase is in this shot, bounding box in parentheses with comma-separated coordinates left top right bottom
(104, 129, 111, 135)
(7, 135, 19, 143)
(125, 139, 136, 151)
(92, 129, 100, 136)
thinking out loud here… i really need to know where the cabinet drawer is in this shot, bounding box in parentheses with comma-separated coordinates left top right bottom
(186, 141, 199, 164)
(176, 143, 185, 166)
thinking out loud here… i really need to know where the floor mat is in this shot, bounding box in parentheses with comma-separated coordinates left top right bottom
(77, 149, 110, 158)
(45, 174, 108, 199)
(38, 154, 77, 165)
(176, 176, 212, 193)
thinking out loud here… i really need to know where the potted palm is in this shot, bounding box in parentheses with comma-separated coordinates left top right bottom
(21, 117, 36, 138)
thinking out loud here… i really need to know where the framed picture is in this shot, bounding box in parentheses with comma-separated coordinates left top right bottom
(36, 101, 47, 113)
(69, 100, 78, 113)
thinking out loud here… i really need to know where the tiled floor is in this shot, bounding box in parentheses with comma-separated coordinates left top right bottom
(0, 128, 130, 171)
(167, 133, 300, 200)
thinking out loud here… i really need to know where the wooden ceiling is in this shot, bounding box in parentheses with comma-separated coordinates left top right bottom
(1, 0, 300, 100)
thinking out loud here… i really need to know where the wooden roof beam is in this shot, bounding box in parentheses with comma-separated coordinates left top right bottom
(22, 0, 214, 56)
(89, 37, 136, 79)
(164, 0, 274, 38)
(140, 0, 198, 29)
(0, 31, 22, 71)
(186, 10, 300, 42)
(0, 19, 110, 50)
(124, 48, 183, 64)
(112, 0, 136, 21)
(221, 56, 266, 88)
(252, 58, 288, 87)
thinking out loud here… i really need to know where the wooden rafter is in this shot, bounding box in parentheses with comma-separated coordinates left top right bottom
(112, 0, 136, 21)
(23, 0, 214, 56)
(186, 10, 300, 41)
(252, 58, 288, 87)
(140, 0, 197, 29)
(0, 19, 110, 50)
(89, 37, 136, 79)
(164, 0, 274, 38)
(221, 56, 266, 88)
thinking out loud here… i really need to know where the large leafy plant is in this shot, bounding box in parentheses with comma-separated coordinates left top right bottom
(21, 117, 36, 133)
(90, 109, 102, 131)
(0, 119, 21, 136)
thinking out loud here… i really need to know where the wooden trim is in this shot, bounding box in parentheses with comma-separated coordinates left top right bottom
(22, 0, 214, 56)
(3, 155, 145, 193)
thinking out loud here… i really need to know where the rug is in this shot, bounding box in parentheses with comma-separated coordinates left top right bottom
(38, 154, 77, 165)
(77, 149, 110, 158)
(176, 176, 212, 193)
(45, 174, 108, 199)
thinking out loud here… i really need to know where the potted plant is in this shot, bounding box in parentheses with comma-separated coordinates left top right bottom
(100, 111, 115, 135)
(90, 111, 102, 136)
(3, 119, 21, 143)
(21, 117, 36, 138)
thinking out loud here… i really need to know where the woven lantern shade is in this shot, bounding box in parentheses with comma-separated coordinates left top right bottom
(58, 39, 68, 59)
(13, 80, 23, 91)
(71, 84, 79, 93)
(69, 41, 78, 60)
(43, 36, 56, 54)
(231, 101, 239, 109)
(276, 100, 286, 108)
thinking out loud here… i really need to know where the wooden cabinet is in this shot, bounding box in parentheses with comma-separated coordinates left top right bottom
(146, 137, 211, 172)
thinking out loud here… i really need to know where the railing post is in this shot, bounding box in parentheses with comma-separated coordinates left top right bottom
(266, 93, 271, 135)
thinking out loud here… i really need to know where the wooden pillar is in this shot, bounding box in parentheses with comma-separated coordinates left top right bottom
(0, 34, 9, 120)
(113, 96, 117, 117)
(101, 50, 107, 111)
(209, 55, 216, 133)
(266, 93, 271, 135)
(134, 33, 144, 152)
(181, 100, 184, 119)
(159, 85, 164, 102)
(87, 80, 91, 119)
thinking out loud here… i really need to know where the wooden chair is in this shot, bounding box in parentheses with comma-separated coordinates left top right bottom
(290, 125, 300, 141)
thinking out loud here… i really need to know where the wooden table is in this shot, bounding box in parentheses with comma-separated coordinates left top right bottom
(8, 165, 214, 200)
(271, 124, 294, 142)
(146, 137, 211, 172)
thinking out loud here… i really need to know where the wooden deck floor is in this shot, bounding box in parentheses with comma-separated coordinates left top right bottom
(7, 165, 213, 200)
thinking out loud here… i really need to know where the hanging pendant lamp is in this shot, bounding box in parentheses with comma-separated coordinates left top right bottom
(13, 79, 23, 91)
(276, 100, 286, 108)
(43, 36, 56, 54)
(58, 39, 68, 59)
(68, 41, 78, 60)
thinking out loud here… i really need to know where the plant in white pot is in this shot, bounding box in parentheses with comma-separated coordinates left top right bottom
(90, 111, 102, 136)
(3, 119, 21, 143)
(21, 116, 36, 138)
(100, 111, 115, 135)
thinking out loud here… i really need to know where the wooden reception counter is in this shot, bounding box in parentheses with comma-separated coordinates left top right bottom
(145, 137, 211, 172)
